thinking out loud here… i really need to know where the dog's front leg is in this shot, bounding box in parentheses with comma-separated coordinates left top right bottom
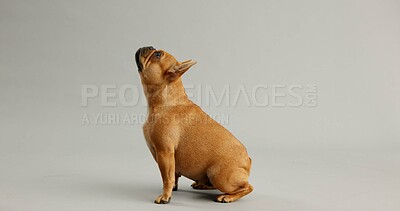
(154, 150, 175, 204)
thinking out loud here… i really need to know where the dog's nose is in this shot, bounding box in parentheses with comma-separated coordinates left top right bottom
(141, 46, 155, 54)
(139, 46, 156, 57)
(135, 46, 156, 72)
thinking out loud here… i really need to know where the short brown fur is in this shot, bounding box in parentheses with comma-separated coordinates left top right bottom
(135, 47, 253, 204)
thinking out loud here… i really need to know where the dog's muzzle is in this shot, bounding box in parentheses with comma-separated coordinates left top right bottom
(135, 46, 155, 72)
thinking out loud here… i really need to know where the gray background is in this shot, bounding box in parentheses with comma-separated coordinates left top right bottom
(1, 0, 399, 210)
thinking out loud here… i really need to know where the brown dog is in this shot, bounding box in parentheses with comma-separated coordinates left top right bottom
(135, 46, 253, 204)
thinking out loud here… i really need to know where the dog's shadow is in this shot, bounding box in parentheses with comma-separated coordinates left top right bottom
(174, 188, 220, 202)
(68, 177, 220, 203)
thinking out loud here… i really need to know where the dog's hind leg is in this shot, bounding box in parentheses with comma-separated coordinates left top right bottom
(215, 182, 253, 203)
(210, 168, 253, 203)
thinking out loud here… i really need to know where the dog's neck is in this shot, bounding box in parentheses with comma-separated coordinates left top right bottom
(143, 79, 191, 110)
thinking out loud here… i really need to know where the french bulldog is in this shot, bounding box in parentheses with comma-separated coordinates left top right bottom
(135, 46, 253, 204)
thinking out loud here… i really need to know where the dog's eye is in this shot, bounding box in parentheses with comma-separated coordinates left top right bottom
(154, 51, 162, 58)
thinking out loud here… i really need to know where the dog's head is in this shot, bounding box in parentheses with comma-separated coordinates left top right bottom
(135, 46, 196, 86)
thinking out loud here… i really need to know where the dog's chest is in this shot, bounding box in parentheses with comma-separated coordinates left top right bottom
(142, 122, 157, 159)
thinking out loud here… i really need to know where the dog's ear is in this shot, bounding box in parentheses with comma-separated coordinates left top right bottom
(166, 60, 197, 81)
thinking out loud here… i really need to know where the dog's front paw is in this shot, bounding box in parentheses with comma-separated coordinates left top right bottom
(154, 195, 171, 204)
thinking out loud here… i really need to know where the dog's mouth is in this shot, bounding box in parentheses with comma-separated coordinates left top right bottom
(135, 46, 156, 72)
